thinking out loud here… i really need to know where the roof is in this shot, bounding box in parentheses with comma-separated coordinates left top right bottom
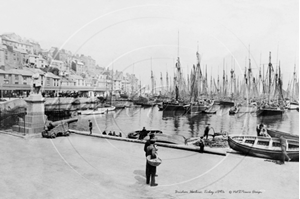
(26, 68, 46, 75)
(5, 69, 21, 75)
(0, 69, 7, 74)
(45, 72, 60, 79)
(69, 74, 83, 80)
(18, 69, 34, 76)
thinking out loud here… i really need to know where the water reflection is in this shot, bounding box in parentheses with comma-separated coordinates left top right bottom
(70, 106, 299, 139)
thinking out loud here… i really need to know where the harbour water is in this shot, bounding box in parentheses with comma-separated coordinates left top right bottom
(69, 105, 299, 139)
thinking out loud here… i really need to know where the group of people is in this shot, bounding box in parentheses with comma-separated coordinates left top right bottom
(87, 120, 122, 137)
(102, 130, 122, 137)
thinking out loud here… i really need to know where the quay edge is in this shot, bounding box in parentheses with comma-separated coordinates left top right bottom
(69, 129, 227, 156)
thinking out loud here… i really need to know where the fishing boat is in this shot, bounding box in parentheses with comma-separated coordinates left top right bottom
(256, 52, 285, 116)
(256, 105, 284, 116)
(187, 100, 214, 114)
(266, 128, 299, 140)
(160, 101, 187, 111)
(228, 135, 299, 161)
(215, 99, 235, 107)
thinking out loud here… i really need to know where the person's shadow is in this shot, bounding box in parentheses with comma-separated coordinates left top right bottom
(264, 159, 284, 165)
(133, 170, 146, 185)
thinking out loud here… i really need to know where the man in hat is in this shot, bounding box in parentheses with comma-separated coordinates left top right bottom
(139, 127, 148, 140)
(199, 136, 205, 153)
(88, 120, 93, 135)
(203, 123, 211, 139)
(146, 138, 158, 186)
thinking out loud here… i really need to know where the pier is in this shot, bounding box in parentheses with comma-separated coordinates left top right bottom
(0, 130, 298, 199)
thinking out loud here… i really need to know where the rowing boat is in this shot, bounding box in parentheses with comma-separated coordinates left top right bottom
(228, 135, 299, 161)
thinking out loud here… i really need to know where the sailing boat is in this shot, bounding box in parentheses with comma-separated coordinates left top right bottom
(256, 52, 285, 116)
(186, 51, 214, 114)
(160, 57, 187, 111)
(285, 65, 299, 110)
(215, 60, 235, 107)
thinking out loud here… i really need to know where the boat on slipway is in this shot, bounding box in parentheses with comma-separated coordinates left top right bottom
(228, 135, 299, 161)
(127, 130, 186, 145)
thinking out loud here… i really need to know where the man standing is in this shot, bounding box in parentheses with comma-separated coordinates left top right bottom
(146, 138, 158, 186)
(279, 136, 291, 164)
(199, 136, 205, 153)
(89, 120, 93, 135)
(203, 124, 211, 140)
(256, 123, 264, 136)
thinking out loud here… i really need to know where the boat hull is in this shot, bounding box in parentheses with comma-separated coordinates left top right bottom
(214, 100, 235, 107)
(160, 102, 186, 111)
(256, 108, 284, 116)
(228, 135, 299, 161)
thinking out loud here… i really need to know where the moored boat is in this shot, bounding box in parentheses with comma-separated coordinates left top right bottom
(256, 106, 284, 116)
(228, 135, 299, 161)
(186, 100, 214, 114)
(77, 108, 106, 115)
(159, 101, 187, 111)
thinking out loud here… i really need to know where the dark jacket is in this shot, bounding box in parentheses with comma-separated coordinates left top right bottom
(144, 140, 151, 156)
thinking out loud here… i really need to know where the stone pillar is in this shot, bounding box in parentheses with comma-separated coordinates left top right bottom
(13, 93, 47, 134)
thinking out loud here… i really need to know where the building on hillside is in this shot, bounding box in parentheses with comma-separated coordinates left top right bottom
(49, 60, 65, 71)
(26, 54, 48, 68)
(0, 44, 5, 68)
(71, 59, 85, 75)
(68, 74, 85, 87)
(0, 44, 26, 70)
(0, 33, 33, 54)
(80, 55, 96, 74)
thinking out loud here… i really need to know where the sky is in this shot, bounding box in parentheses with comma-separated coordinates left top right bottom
(1, 0, 298, 89)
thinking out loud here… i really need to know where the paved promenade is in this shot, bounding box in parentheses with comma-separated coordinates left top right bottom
(0, 131, 298, 199)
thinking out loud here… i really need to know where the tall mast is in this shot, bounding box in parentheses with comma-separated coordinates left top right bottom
(268, 52, 272, 102)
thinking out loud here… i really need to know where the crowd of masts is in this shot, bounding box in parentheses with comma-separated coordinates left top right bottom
(149, 52, 298, 105)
